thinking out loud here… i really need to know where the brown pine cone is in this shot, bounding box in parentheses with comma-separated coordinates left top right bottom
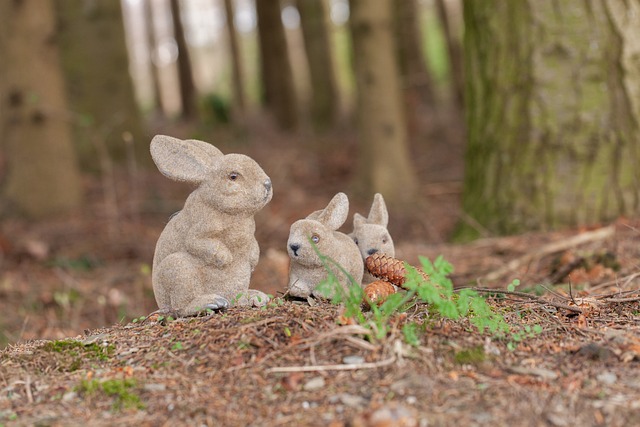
(366, 253, 406, 285)
(365, 253, 430, 288)
(363, 280, 396, 307)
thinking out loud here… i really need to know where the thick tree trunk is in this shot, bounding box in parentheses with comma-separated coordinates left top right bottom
(0, 0, 82, 218)
(297, 0, 339, 131)
(461, 1, 640, 237)
(349, 0, 418, 205)
(55, 0, 149, 171)
(256, 0, 298, 131)
(170, 0, 197, 120)
(223, 0, 247, 115)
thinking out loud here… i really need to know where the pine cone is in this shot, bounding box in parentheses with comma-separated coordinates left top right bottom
(365, 253, 407, 286)
(365, 253, 430, 288)
(363, 280, 396, 307)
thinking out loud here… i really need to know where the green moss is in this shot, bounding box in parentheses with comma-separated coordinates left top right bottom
(454, 345, 486, 365)
(76, 378, 144, 411)
(43, 339, 114, 363)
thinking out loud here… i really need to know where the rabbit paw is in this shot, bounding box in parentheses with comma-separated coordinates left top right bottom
(235, 290, 270, 307)
(200, 296, 230, 313)
(212, 249, 233, 268)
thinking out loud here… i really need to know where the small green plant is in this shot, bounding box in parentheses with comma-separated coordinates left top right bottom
(315, 248, 511, 344)
(76, 378, 144, 411)
(171, 341, 184, 351)
(507, 324, 544, 351)
(402, 323, 421, 347)
(507, 279, 521, 292)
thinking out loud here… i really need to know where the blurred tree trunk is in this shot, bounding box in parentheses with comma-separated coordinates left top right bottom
(55, 0, 149, 172)
(435, 0, 464, 109)
(461, 1, 640, 238)
(223, 0, 247, 116)
(393, 0, 435, 137)
(297, 0, 339, 132)
(144, 0, 165, 115)
(170, 0, 197, 120)
(256, 0, 298, 131)
(349, 0, 418, 205)
(0, 0, 82, 218)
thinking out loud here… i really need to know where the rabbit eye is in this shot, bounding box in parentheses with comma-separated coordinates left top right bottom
(311, 234, 320, 244)
(228, 172, 239, 181)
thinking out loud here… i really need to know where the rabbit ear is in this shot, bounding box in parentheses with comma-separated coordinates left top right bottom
(368, 193, 389, 226)
(316, 192, 349, 230)
(353, 213, 366, 228)
(150, 135, 223, 183)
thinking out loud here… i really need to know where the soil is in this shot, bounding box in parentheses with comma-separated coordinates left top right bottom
(1, 118, 640, 426)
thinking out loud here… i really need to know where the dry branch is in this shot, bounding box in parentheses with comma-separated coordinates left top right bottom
(483, 225, 615, 282)
(265, 355, 396, 374)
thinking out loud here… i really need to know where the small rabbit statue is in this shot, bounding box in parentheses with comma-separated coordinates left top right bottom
(287, 192, 364, 299)
(150, 135, 273, 317)
(350, 193, 395, 284)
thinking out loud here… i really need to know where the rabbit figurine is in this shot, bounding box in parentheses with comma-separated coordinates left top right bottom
(350, 193, 395, 284)
(150, 135, 273, 317)
(287, 192, 364, 299)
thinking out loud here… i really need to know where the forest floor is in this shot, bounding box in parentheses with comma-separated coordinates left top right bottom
(1, 117, 640, 426)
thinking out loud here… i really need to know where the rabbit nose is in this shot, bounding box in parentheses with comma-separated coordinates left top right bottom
(264, 179, 272, 192)
(367, 248, 379, 256)
(289, 243, 300, 256)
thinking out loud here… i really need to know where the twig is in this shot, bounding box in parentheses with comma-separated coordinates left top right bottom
(588, 271, 640, 292)
(265, 355, 396, 374)
(483, 225, 615, 282)
(25, 376, 33, 404)
(469, 287, 583, 314)
(602, 296, 640, 303)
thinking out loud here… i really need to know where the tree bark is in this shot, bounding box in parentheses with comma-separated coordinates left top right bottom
(223, 0, 247, 116)
(297, 0, 339, 131)
(144, 0, 165, 115)
(461, 0, 640, 237)
(256, 0, 298, 131)
(170, 0, 197, 120)
(54, 0, 149, 171)
(0, 0, 82, 218)
(349, 0, 418, 205)
(393, 0, 435, 107)
(435, 0, 464, 109)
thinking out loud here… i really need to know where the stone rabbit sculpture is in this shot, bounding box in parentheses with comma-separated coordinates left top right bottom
(350, 193, 395, 284)
(287, 192, 364, 299)
(150, 135, 273, 317)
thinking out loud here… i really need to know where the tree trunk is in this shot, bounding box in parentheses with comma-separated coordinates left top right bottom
(0, 0, 82, 218)
(170, 0, 197, 120)
(393, 0, 435, 107)
(256, 0, 298, 131)
(349, 0, 418, 205)
(461, 0, 640, 238)
(297, 0, 339, 132)
(223, 0, 247, 116)
(144, 0, 165, 115)
(55, 0, 149, 171)
(435, 0, 464, 109)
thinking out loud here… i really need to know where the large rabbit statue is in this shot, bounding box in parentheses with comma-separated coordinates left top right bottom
(350, 193, 395, 284)
(287, 192, 364, 299)
(150, 135, 273, 317)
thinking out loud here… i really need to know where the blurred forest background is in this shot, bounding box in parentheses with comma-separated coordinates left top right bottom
(0, 0, 638, 347)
